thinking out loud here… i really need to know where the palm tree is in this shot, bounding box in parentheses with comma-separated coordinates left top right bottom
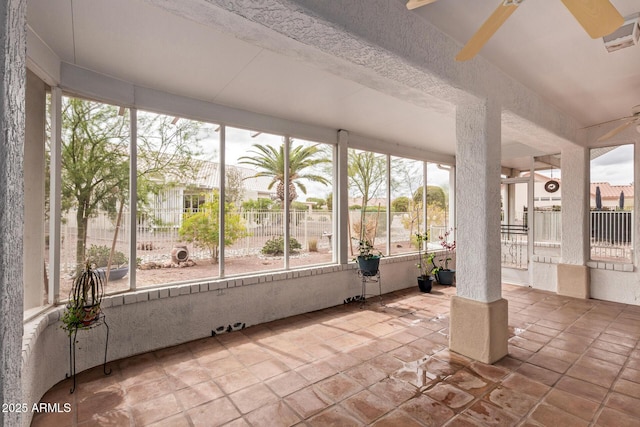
(239, 140, 330, 210)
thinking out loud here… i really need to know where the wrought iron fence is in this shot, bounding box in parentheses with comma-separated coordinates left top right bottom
(501, 224, 528, 269)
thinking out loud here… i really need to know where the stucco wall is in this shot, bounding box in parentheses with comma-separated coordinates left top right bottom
(21, 256, 419, 426)
(0, 1, 26, 426)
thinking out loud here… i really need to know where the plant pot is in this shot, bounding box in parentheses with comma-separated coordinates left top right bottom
(357, 256, 380, 276)
(81, 305, 101, 326)
(96, 266, 128, 281)
(417, 276, 432, 293)
(436, 269, 455, 285)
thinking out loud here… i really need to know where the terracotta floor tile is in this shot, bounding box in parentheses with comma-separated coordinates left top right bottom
(342, 389, 396, 424)
(36, 287, 640, 427)
(507, 344, 534, 361)
(501, 372, 550, 398)
(613, 378, 640, 400)
(536, 345, 581, 363)
(284, 386, 332, 419)
(371, 409, 425, 427)
(123, 376, 174, 405)
(344, 362, 387, 387)
(425, 383, 474, 409)
(131, 393, 181, 426)
(307, 405, 364, 426)
(323, 352, 361, 372)
(527, 352, 572, 374)
(516, 363, 561, 387)
(368, 377, 418, 407)
(265, 370, 309, 397)
(187, 397, 241, 427)
(76, 384, 127, 423)
(369, 353, 405, 375)
(399, 393, 455, 425)
(592, 339, 633, 357)
(244, 401, 301, 427)
(145, 412, 191, 427)
(485, 386, 538, 417)
(621, 367, 640, 383)
(464, 400, 518, 427)
(77, 408, 132, 427)
(215, 368, 260, 394)
(174, 380, 224, 410)
(544, 388, 599, 421)
(530, 403, 589, 427)
(566, 357, 621, 388)
(554, 376, 608, 404)
(469, 361, 510, 382)
(316, 373, 363, 403)
(595, 407, 640, 427)
(606, 391, 640, 418)
(228, 383, 279, 414)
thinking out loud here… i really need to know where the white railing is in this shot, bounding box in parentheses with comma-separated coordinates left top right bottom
(590, 210, 633, 262)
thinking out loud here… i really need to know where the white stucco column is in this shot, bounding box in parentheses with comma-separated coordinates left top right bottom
(449, 98, 508, 364)
(0, 0, 26, 425)
(557, 145, 590, 298)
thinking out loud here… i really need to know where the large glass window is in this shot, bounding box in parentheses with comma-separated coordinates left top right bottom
(590, 145, 634, 263)
(42, 93, 454, 297)
(59, 96, 130, 296)
(285, 138, 334, 268)
(348, 149, 387, 256)
(390, 157, 424, 255)
(135, 111, 218, 287)
(226, 127, 285, 275)
(426, 163, 451, 246)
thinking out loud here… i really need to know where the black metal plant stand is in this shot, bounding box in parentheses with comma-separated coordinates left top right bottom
(66, 313, 111, 394)
(358, 269, 383, 308)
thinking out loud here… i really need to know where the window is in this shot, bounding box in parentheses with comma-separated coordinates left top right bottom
(348, 149, 387, 256)
(590, 144, 633, 263)
(135, 111, 218, 287)
(58, 96, 131, 295)
(390, 157, 423, 255)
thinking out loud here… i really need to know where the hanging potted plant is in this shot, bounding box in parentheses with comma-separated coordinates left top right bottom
(353, 238, 382, 276)
(61, 261, 105, 334)
(435, 228, 456, 285)
(415, 231, 437, 293)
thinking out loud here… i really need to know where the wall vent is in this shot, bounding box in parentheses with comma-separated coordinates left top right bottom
(603, 17, 639, 53)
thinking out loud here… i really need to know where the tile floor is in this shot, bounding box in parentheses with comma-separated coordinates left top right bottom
(31, 284, 640, 426)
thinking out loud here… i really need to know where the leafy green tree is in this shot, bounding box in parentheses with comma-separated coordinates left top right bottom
(348, 150, 386, 241)
(392, 196, 410, 212)
(60, 97, 203, 271)
(225, 167, 245, 206)
(179, 191, 247, 263)
(242, 198, 274, 211)
(413, 185, 447, 210)
(238, 140, 330, 211)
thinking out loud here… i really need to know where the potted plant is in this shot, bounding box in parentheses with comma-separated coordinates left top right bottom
(61, 261, 105, 334)
(87, 244, 128, 281)
(435, 228, 456, 285)
(353, 238, 382, 276)
(415, 231, 437, 293)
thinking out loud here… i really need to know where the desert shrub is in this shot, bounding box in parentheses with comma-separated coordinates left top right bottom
(308, 238, 318, 252)
(86, 244, 127, 268)
(261, 236, 302, 256)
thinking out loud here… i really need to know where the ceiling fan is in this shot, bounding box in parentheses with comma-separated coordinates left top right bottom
(406, 0, 625, 61)
(594, 105, 640, 142)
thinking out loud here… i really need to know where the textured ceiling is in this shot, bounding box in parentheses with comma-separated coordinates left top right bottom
(26, 0, 640, 169)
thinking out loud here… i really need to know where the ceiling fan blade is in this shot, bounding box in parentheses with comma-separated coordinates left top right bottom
(597, 119, 638, 142)
(561, 0, 624, 38)
(406, 0, 439, 10)
(455, 2, 519, 61)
